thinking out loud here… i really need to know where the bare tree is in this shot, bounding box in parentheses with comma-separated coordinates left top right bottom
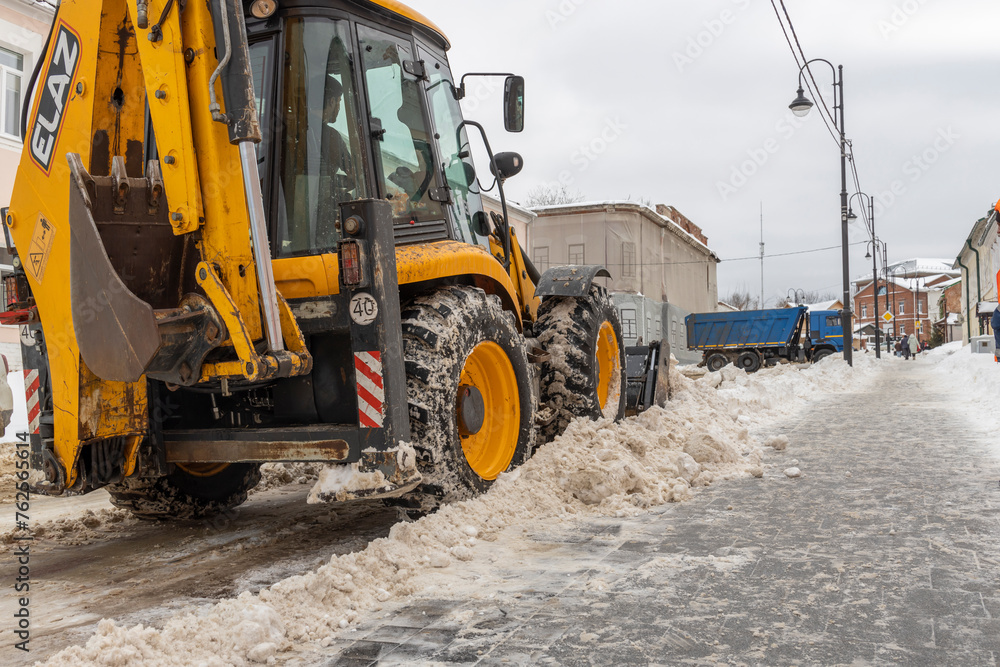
(721, 288, 759, 311)
(525, 183, 585, 207)
(776, 289, 838, 307)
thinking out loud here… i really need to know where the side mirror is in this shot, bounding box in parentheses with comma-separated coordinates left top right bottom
(503, 75, 524, 133)
(472, 211, 492, 236)
(489, 152, 524, 181)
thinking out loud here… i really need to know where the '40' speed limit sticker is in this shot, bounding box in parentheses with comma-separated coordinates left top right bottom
(349, 292, 379, 326)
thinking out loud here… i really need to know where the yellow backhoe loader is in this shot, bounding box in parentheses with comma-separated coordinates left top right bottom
(2, 0, 640, 518)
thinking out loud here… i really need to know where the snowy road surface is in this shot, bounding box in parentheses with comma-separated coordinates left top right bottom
(0, 345, 998, 665)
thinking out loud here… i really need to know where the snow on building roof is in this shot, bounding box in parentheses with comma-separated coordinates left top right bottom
(887, 258, 962, 277)
(481, 194, 537, 221)
(805, 300, 842, 312)
(936, 276, 962, 290)
(531, 200, 719, 260)
(977, 301, 998, 315)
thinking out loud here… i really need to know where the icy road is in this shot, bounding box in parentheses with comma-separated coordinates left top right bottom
(2, 342, 999, 665)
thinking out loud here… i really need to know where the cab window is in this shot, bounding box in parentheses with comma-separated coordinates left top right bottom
(272, 18, 368, 256)
(358, 26, 445, 226)
(418, 46, 489, 248)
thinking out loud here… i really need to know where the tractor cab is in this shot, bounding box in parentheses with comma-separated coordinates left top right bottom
(242, 2, 522, 258)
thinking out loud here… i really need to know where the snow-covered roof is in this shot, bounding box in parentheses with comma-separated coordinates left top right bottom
(531, 200, 718, 259)
(481, 194, 537, 221)
(805, 300, 841, 312)
(936, 276, 962, 290)
(977, 301, 998, 315)
(886, 258, 962, 277)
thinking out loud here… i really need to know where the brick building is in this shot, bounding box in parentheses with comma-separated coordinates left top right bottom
(933, 278, 964, 344)
(852, 259, 959, 347)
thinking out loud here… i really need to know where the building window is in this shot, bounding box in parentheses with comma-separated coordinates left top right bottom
(899, 325, 905, 336)
(919, 299, 924, 314)
(568, 243, 585, 264)
(533, 246, 549, 271)
(0, 47, 23, 139)
(898, 300, 905, 315)
(861, 304, 867, 318)
(621, 242, 636, 277)
(620, 308, 637, 339)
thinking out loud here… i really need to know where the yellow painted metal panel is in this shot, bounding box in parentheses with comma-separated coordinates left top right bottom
(273, 242, 520, 323)
(367, 0, 448, 46)
(125, 0, 203, 233)
(174, 0, 264, 342)
(8, 1, 103, 487)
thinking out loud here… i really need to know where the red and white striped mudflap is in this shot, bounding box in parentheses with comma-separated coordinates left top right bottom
(24, 368, 40, 435)
(354, 351, 385, 429)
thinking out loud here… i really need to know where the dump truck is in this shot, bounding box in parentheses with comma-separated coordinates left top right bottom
(1, 0, 630, 517)
(685, 306, 844, 372)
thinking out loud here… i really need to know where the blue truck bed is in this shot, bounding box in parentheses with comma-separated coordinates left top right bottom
(686, 307, 807, 350)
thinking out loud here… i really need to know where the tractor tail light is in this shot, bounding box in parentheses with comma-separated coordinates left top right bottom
(5, 275, 21, 308)
(341, 240, 363, 287)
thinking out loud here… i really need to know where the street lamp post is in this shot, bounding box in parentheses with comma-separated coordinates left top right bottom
(848, 192, 880, 358)
(878, 244, 893, 347)
(789, 60, 852, 366)
(787, 288, 806, 306)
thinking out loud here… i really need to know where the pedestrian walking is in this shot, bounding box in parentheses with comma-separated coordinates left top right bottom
(907, 333, 918, 360)
(992, 305, 1000, 362)
(895, 338, 903, 358)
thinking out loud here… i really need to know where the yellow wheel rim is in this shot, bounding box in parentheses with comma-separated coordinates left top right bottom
(596, 321, 621, 413)
(458, 341, 520, 480)
(176, 462, 231, 478)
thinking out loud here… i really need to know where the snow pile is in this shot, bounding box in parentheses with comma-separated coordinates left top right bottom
(0, 507, 136, 546)
(42, 356, 876, 666)
(927, 341, 1000, 431)
(252, 463, 323, 495)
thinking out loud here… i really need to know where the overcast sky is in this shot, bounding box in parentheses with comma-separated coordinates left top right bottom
(405, 0, 1000, 307)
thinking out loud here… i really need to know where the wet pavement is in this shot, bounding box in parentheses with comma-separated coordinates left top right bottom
(318, 360, 1000, 666)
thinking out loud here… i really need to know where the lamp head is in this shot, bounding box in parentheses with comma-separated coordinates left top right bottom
(789, 87, 813, 117)
(847, 208, 857, 221)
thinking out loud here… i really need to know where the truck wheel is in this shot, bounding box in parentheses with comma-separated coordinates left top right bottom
(106, 462, 261, 520)
(535, 284, 626, 444)
(706, 353, 728, 372)
(402, 286, 535, 501)
(812, 349, 833, 363)
(737, 350, 761, 373)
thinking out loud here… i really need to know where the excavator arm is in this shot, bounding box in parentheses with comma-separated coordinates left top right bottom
(7, 0, 310, 491)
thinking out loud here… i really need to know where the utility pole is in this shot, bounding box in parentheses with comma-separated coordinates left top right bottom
(759, 203, 764, 309)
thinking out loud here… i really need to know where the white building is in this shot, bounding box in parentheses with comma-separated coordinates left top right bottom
(0, 0, 55, 361)
(953, 210, 998, 344)
(528, 201, 720, 361)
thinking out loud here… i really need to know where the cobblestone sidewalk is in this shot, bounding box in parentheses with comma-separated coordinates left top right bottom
(317, 361, 1000, 666)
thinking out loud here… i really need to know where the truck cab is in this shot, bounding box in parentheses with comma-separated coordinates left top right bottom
(809, 310, 844, 355)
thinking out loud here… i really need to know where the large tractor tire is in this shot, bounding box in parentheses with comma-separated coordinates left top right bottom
(107, 462, 261, 520)
(402, 286, 535, 501)
(535, 284, 626, 444)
